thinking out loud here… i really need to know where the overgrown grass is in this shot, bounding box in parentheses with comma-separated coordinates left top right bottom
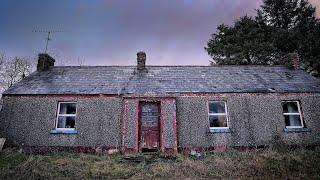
(1, 148, 320, 179)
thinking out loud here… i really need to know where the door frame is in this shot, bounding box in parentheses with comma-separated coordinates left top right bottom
(121, 97, 177, 154)
(138, 101, 161, 152)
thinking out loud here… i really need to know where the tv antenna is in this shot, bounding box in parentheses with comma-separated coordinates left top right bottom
(32, 29, 64, 53)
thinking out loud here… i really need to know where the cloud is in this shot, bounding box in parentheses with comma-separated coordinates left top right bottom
(0, 0, 262, 65)
(70, 0, 261, 65)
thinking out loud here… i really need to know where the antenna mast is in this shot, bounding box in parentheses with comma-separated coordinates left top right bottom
(33, 29, 64, 53)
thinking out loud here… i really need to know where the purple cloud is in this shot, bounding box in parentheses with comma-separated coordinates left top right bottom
(0, 0, 262, 65)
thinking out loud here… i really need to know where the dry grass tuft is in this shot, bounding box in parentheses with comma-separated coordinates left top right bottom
(0, 148, 320, 179)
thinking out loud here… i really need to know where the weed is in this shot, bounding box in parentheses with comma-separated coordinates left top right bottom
(0, 148, 319, 179)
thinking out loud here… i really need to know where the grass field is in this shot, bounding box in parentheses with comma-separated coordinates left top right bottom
(1, 148, 320, 179)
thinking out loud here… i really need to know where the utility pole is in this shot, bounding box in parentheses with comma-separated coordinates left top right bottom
(32, 29, 64, 53)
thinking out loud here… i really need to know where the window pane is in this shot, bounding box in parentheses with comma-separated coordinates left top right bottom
(59, 103, 76, 114)
(209, 115, 227, 128)
(282, 102, 299, 113)
(57, 116, 75, 128)
(141, 103, 159, 113)
(284, 115, 302, 127)
(209, 102, 226, 114)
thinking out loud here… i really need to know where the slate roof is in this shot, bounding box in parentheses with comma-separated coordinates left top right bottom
(3, 65, 320, 95)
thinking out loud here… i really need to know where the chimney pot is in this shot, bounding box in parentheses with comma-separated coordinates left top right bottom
(282, 52, 300, 70)
(137, 51, 146, 70)
(37, 53, 55, 71)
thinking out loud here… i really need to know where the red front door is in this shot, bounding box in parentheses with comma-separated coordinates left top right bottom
(139, 102, 160, 152)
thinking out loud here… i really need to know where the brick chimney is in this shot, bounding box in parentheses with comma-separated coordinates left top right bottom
(137, 51, 146, 70)
(37, 53, 55, 71)
(282, 52, 300, 70)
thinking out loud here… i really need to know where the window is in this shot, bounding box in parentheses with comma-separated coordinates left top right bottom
(56, 102, 77, 129)
(208, 101, 229, 129)
(282, 101, 303, 128)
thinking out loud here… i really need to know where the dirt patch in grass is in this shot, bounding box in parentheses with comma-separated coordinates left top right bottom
(1, 148, 320, 179)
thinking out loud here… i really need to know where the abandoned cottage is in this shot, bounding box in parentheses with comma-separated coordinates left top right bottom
(0, 52, 319, 154)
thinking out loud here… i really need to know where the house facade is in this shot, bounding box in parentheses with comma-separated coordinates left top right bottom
(0, 52, 319, 154)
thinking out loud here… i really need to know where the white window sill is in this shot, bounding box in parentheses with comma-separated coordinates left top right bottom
(283, 128, 310, 133)
(50, 129, 78, 134)
(208, 128, 231, 134)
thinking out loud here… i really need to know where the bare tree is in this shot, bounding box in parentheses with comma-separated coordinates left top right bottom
(0, 53, 4, 66)
(0, 53, 4, 108)
(76, 57, 86, 66)
(0, 55, 35, 93)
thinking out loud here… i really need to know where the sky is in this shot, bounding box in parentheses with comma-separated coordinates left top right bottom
(0, 0, 319, 66)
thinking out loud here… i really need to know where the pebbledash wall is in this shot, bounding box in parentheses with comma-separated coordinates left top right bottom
(176, 93, 320, 151)
(0, 95, 121, 152)
(0, 92, 319, 153)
